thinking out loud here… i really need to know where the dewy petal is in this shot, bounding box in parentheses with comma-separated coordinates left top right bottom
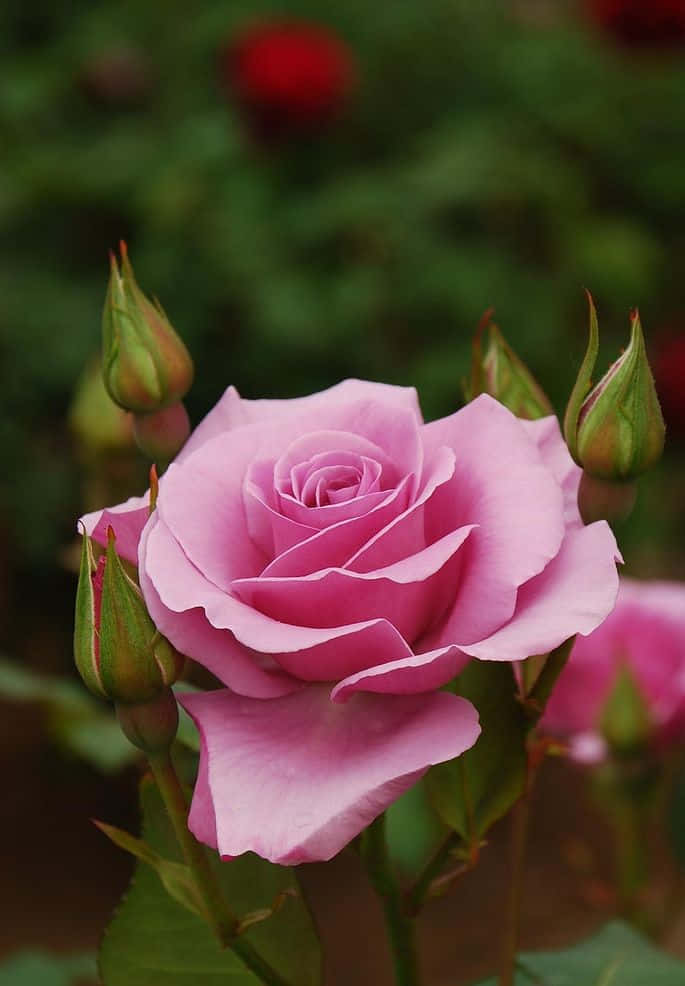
(180, 685, 480, 864)
(143, 514, 416, 681)
(80, 493, 150, 565)
(419, 395, 566, 647)
(232, 526, 475, 647)
(177, 379, 423, 463)
(459, 522, 621, 663)
(521, 415, 583, 529)
(331, 644, 469, 702)
(139, 517, 300, 698)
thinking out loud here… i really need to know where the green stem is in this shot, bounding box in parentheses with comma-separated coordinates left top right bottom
(499, 792, 531, 986)
(615, 786, 647, 919)
(404, 832, 461, 916)
(361, 814, 421, 986)
(148, 751, 292, 986)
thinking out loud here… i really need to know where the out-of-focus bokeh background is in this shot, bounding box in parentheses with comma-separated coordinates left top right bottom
(2, 0, 685, 982)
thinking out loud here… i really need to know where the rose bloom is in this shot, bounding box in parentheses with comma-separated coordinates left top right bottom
(221, 20, 355, 137)
(541, 578, 685, 763)
(83, 380, 619, 863)
(587, 0, 685, 46)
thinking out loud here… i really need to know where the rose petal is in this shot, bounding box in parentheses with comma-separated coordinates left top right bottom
(177, 379, 423, 463)
(459, 521, 621, 663)
(80, 493, 150, 564)
(139, 517, 300, 698)
(331, 644, 469, 701)
(419, 395, 566, 647)
(180, 685, 480, 864)
(143, 514, 416, 680)
(521, 416, 582, 529)
(159, 400, 423, 591)
(232, 526, 475, 646)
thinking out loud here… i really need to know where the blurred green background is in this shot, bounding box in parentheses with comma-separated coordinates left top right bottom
(1, 0, 685, 980)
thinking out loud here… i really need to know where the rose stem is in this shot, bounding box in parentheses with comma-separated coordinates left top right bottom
(148, 750, 292, 986)
(361, 813, 421, 986)
(404, 832, 461, 916)
(498, 791, 531, 986)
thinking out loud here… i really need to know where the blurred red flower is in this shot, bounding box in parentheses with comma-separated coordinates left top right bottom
(587, 0, 685, 46)
(222, 20, 355, 138)
(652, 332, 685, 437)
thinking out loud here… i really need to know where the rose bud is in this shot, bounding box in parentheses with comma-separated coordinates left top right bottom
(69, 356, 134, 455)
(564, 295, 664, 521)
(466, 311, 554, 420)
(541, 578, 685, 763)
(586, 0, 685, 48)
(102, 242, 194, 414)
(74, 525, 184, 704)
(221, 19, 355, 139)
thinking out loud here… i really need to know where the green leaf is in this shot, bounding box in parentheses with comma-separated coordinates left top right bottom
(0, 951, 96, 986)
(474, 921, 685, 985)
(426, 662, 527, 844)
(385, 778, 448, 880)
(99, 777, 322, 986)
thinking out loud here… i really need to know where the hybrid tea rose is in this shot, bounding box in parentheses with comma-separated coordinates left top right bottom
(542, 578, 685, 762)
(82, 380, 620, 863)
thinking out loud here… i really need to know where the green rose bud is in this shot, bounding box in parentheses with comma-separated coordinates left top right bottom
(600, 664, 651, 755)
(102, 242, 194, 413)
(564, 294, 665, 481)
(74, 526, 184, 703)
(466, 311, 553, 420)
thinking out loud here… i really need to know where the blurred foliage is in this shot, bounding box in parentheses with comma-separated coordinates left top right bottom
(476, 920, 685, 984)
(1, 0, 684, 578)
(0, 951, 96, 986)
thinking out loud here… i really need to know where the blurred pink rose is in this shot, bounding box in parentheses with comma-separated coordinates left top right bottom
(82, 380, 620, 863)
(542, 578, 685, 762)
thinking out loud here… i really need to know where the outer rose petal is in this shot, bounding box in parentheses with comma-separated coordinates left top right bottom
(331, 644, 469, 701)
(520, 416, 583, 529)
(177, 379, 423, 462)
(180, 685, 480, 864)
(459, 522, 621, 663)
(419, 395, 566, 648)
(80, 493, 150, 564)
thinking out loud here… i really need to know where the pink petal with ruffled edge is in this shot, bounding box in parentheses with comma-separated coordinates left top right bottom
(331, 644, 468, 701)
(176, 380, 423, 463)
(80, 493, 150, 564)
(179, 685, 480, 864)
(139, 518, 300, 698)
(141, 515, 417, 681)
(459, 521, 621, 663)
(418, 395, 566, 648)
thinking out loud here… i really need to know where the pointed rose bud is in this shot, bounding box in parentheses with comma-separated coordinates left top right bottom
(466, 311, 553, 420)
(600, 664, 651, 755)
(74, 526, 184, 703)
(564, 294, 665, 481)
(102, 242, 194, 413)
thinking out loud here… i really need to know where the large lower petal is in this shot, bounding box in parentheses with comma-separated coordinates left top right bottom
(459, 521, 621, 663)
(180, 685, 480, 864)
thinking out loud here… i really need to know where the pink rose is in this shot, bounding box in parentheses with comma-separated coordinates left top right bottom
(82, 380, 620, 863)
(542, 578, 685, 763)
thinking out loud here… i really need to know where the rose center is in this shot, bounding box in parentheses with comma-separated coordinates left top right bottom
(285, 451, 383, 508)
